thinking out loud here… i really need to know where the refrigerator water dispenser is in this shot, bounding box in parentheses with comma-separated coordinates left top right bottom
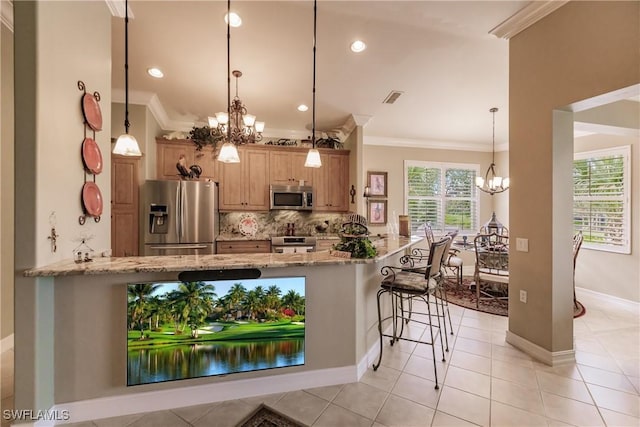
(149, 204, 168, 234)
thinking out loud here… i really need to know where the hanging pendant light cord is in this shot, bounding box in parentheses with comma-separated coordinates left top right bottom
(491, 107, 496, 165)
(312, 0, 317, 148)
(227, 0, 232, 143)
(124, 0, 130, 134)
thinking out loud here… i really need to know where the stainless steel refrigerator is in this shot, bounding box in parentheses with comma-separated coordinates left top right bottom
(140, 180, 219, 256)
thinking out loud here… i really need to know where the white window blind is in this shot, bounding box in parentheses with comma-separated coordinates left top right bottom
(404, 161, 479, 235)
(573, 146, 630, 254)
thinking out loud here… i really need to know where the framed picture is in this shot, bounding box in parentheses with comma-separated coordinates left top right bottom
(367, 171, 388, 197)
(368, 200, 387, 225)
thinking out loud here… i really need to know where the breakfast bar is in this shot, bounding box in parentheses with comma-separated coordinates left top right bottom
(21, 236, 422, 424)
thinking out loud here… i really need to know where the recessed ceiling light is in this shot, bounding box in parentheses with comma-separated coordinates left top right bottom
(297, 104, 309, 112)
(147, 67, 164, 78)
(350, 40, 366, 53)
(225, 12, 242, 27)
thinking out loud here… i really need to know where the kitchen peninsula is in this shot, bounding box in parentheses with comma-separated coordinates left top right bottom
(22, 236, 422, 424)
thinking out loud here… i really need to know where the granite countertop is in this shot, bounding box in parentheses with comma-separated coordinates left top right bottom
(24, 236, 423, 277)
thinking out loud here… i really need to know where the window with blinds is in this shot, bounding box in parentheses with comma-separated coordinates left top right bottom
(573, 146, 630, 254)
(404, 160, 479, 235)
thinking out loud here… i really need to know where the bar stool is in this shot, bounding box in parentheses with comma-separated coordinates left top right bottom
(398, 231, 458, 350)
(373, 236, 450, 389)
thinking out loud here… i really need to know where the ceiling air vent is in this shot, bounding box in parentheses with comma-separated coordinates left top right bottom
(382, 90, 404, 104)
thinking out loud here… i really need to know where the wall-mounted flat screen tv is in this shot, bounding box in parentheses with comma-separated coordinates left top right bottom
(127, 276, 305, 386)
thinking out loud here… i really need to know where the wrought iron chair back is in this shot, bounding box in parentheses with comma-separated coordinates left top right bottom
(473, 233, 509, 308)
(572, 231, 583, 309)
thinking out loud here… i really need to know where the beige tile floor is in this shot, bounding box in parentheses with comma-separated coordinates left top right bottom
(2, 288, 639, 427)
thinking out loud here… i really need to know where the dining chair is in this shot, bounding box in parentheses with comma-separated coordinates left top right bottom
(473, 233, 509, 308)
(373, 236, 451, 389)
(573, 231, 583, 310)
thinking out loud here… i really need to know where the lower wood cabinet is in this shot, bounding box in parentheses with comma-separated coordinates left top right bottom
(216, 240, 271, 254)
(111, 154, 140, 257)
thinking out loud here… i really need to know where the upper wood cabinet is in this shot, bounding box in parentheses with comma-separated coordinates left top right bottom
(156, 138, 217, 181)
(218, 146, 270, 211)
(154, 139, 350, 213)
(313, 151, 350, 212)
(269, 151, 313, 186)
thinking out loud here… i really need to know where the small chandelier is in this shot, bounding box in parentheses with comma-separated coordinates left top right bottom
(476, 107, 509, 194)
(209, 70, 264, 147)
(212, 0, 264, 164)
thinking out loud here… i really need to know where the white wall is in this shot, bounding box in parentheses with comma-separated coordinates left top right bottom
(1, 21, 15, 341)
(14, 0, 112, 411)
(30, 2, 112, 264)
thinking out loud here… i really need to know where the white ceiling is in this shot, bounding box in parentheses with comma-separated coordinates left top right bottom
(111, 1, 534, 150)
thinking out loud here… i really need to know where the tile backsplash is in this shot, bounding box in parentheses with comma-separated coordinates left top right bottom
(219, 211, 348, 238)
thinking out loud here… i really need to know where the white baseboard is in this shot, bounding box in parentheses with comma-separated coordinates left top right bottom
(1, 333, 14, 353)
(41, 365, 357, 425)
(576, 286, 640, 310)
(358, 339, 383, 379)
(505, 330, 575, 366)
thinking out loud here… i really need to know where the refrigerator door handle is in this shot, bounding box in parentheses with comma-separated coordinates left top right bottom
(149, 244, 209, 250)
(181, 181, 187, 241)
(175, 183, 181, 239)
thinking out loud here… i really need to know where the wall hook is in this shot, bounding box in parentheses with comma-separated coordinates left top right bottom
(47, 227, 60, 253)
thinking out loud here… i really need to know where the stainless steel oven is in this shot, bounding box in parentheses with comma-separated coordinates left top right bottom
(271, 236, 317, 253)
(270, 185, 313, 211)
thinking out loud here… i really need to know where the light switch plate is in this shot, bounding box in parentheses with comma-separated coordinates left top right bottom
(516, 238, 529, 252)
(520, 290, 527, 303)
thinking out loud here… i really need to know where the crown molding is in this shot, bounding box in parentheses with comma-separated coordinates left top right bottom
(350, 114, 372, 128)
(112, 89, 192, 132)
(1, 0, 13, 32)
(574, 121, 640, 138)
(364, 135, 508, 153)
(489, 0, 569, 40)
(105, 0, 133, 19)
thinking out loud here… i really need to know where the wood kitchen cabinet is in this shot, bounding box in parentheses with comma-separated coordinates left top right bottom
(218, 146, 270, 211)
(216, 240, 271, 254)
(313, 151, 349, 212)
(156, 138, 217, 181)
(111, 154, 140, 257)
(269, 151, 313, 186)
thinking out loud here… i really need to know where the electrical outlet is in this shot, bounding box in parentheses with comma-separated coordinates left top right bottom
(516, 238, 529, 252)
(519, 290, 527, 303)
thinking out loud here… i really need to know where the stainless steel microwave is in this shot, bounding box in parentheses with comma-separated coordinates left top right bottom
(270, 185, 313, 210)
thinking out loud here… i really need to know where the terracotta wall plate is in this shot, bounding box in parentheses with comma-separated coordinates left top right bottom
(82, 93, 103, 131)
(81, 137, 103, 174)
(81, 182, 103, 217)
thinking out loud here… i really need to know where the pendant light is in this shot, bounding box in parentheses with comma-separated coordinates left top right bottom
(112, 0, 142, 157)
(304, 0, 322, 168)
(217, 0, 240, 163)
(475, 107, 509, 194)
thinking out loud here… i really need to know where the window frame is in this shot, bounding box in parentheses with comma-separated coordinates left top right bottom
(404, 160, 480, 236)
(573, 145, 631, 254)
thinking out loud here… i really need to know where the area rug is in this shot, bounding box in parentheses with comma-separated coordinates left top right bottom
(237, 404, 307, 427)
(444, 277, 586, 318)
